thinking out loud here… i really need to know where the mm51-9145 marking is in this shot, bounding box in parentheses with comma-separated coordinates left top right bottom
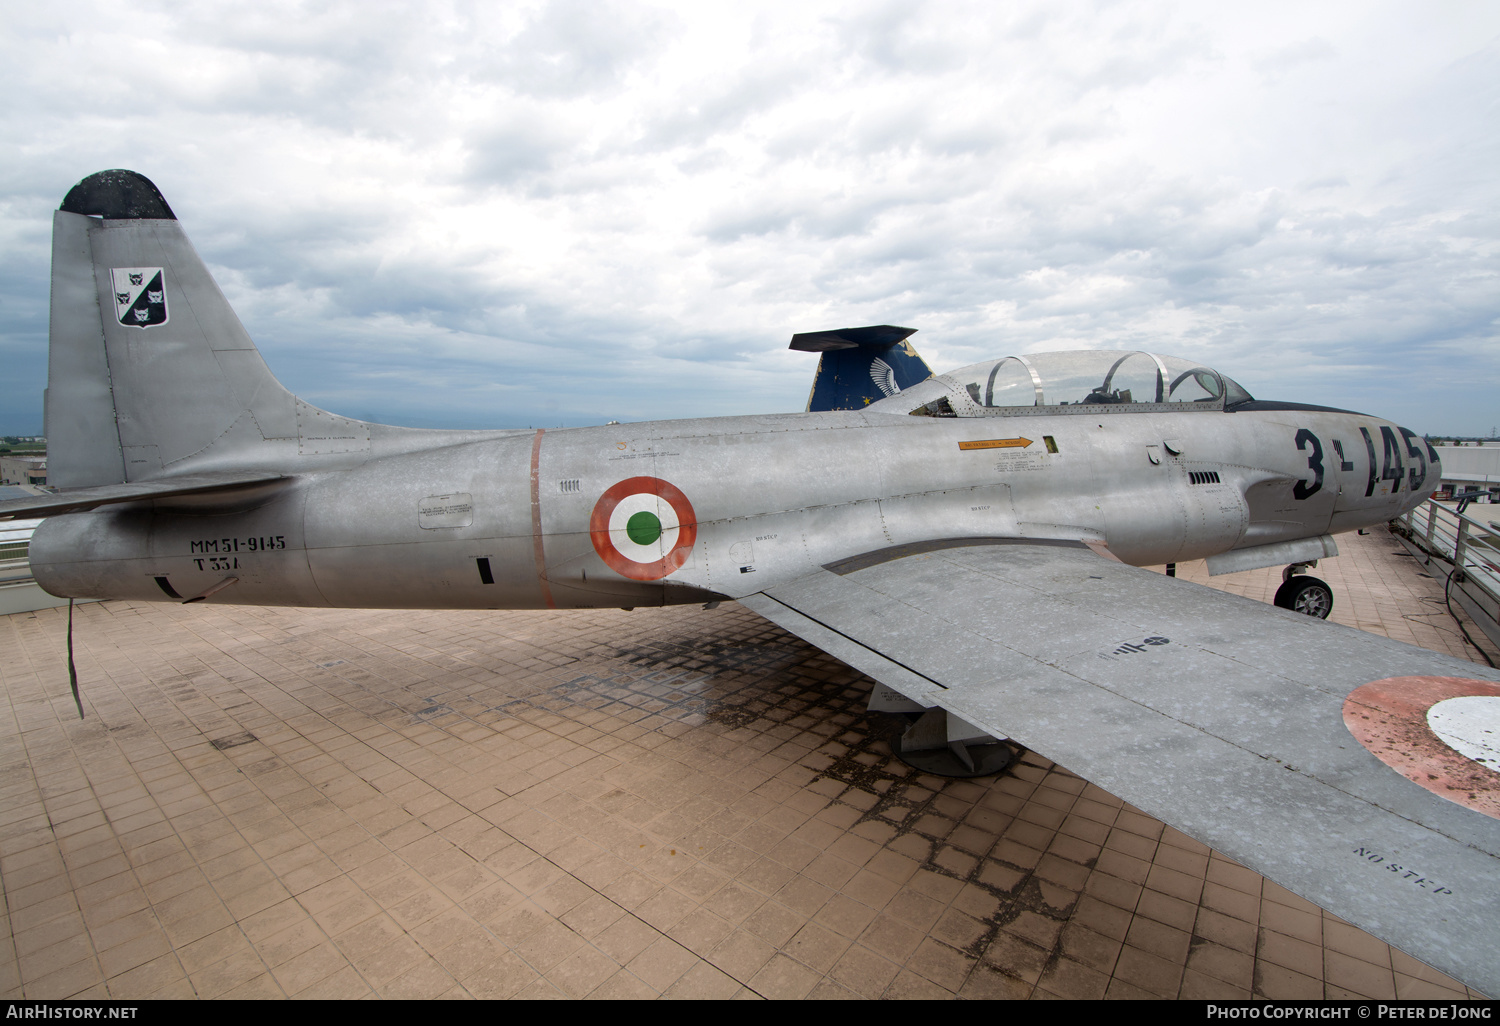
(189, 536, 285, 554)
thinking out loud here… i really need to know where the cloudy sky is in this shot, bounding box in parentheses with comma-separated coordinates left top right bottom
(2, 1, 1497, 436)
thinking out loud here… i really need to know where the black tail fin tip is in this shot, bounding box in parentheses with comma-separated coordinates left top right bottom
(60, 170, 176, 221)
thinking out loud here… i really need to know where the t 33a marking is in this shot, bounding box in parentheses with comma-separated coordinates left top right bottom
(7, 170, 1497, 994)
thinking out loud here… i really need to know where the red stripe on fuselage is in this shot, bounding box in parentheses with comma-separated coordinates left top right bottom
(529, 429, 555, 609)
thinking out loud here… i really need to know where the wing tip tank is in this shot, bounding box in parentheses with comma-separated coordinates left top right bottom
(60, 169, 176, 220)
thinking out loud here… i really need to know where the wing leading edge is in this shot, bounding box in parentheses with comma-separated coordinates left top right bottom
(741, 540, 1500, 995)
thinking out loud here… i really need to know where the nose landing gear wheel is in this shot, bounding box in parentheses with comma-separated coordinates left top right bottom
(1274, 575, 1333, 619)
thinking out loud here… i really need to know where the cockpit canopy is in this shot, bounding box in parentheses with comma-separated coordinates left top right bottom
(870, 350, 1254, 418)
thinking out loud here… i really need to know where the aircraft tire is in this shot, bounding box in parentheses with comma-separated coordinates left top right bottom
(1274, 575, 1333, 619)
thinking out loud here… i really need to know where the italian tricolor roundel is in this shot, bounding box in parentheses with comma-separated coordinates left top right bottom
(589, 477, 698, 581)
(1343, 676, 1500, 820)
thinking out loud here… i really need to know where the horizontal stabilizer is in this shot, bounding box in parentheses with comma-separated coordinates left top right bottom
(0, 472, 289, 521)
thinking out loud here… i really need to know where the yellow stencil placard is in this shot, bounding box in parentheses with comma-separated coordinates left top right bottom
(958, 437, 1033, 451)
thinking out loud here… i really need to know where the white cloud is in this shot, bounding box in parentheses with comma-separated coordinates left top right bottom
(1, 0, 1498, 437)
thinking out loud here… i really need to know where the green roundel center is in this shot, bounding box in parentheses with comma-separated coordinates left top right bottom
(626, 510, 663, 546)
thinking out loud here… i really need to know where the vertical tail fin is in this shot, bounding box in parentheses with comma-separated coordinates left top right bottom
(46, 170, 308, 487)
(789, 325, 933, 412)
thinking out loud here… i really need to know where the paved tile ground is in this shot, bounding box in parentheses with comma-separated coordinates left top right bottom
(0, 525, 1492, 1000)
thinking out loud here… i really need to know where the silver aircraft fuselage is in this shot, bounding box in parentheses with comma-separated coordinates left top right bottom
(30, 403, 1437, 610)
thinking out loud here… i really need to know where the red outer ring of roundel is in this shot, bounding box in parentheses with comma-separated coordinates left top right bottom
(1342, 676, 1500, 820)
(589, 477, 699, 582)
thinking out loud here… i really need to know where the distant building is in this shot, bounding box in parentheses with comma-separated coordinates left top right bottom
(0, 456, 46, 487)
(1431, 445, 1499, 501)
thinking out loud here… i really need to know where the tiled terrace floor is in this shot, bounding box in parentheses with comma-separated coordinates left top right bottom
(0, 526, 1492, 999)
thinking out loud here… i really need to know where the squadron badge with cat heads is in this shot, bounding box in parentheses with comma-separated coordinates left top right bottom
(111, 267, 168, 328)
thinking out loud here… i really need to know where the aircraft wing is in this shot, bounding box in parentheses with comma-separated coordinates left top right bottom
(0, 472, 289, 521)
(739, 539, 1500, 995)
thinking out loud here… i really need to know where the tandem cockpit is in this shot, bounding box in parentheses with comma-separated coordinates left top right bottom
(870, 350, 1256, 418)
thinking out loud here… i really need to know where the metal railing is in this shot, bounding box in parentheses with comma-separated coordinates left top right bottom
(0, 520, 37, 587)
(1392, 498, 1500, 653)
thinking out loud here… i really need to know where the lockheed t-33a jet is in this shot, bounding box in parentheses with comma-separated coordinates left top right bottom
(6, 170, 1498, 994)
